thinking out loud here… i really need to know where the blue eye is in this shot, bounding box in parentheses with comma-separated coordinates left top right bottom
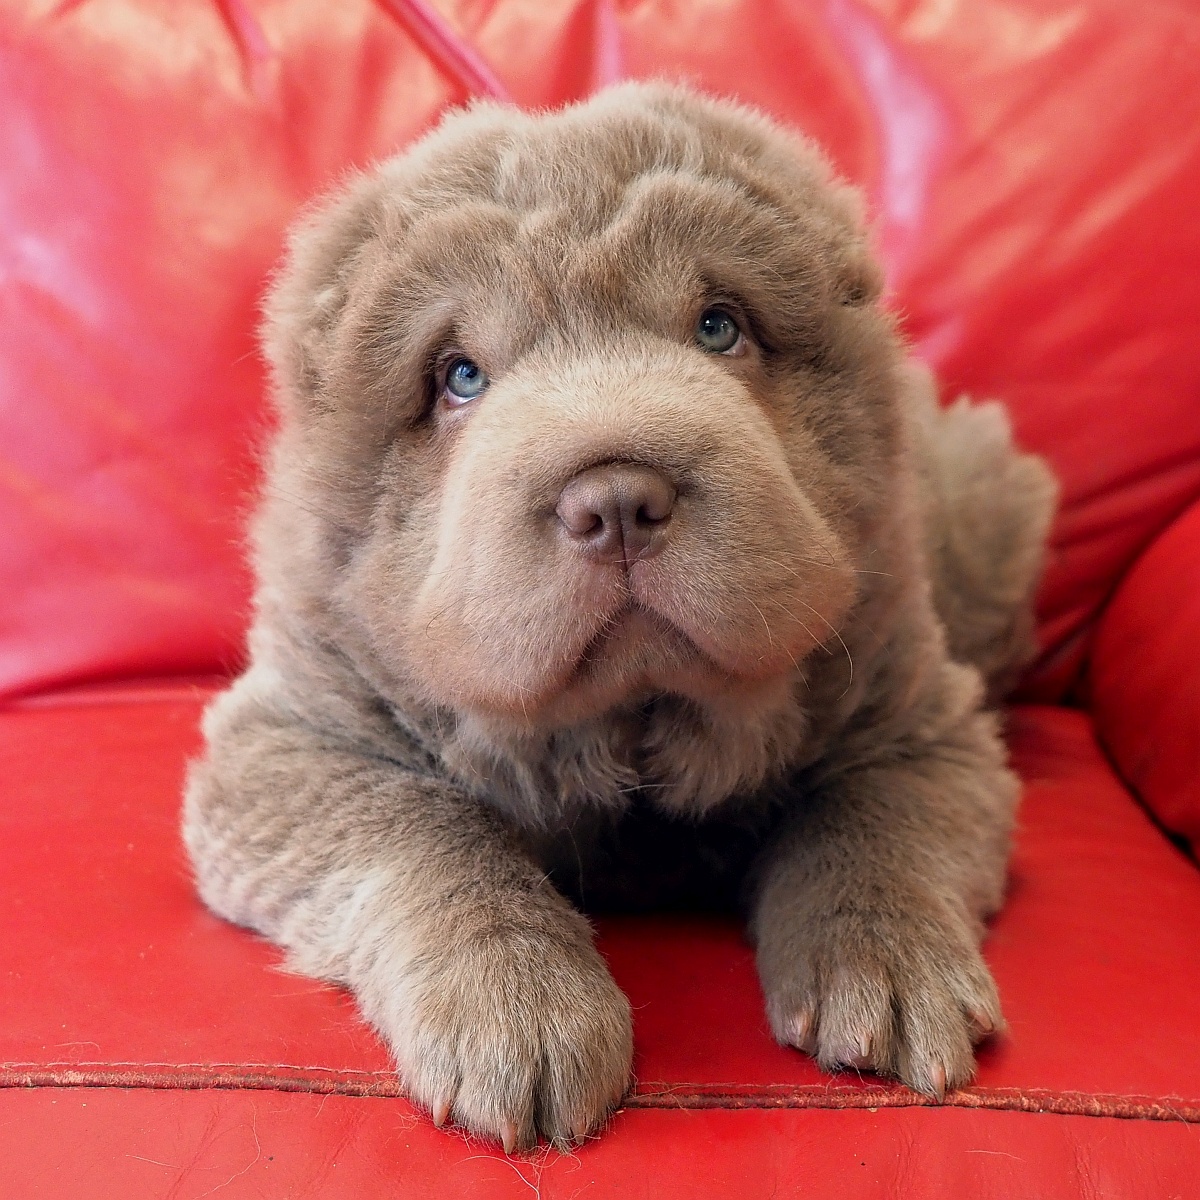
(443, 356, 489, 405)
(695, 307, 744, 355)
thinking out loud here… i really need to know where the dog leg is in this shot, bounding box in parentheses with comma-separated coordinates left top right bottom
(750, 662, 1016, 1096)
(184, 695, 632, 1150)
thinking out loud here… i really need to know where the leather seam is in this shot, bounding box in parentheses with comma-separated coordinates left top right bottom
(1, 1065, 1197, 1123)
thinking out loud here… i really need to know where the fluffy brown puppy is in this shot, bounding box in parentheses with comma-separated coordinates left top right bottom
(184, 83, 1056, 1152)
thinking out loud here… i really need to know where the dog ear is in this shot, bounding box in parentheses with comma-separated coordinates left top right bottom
(822, 180, 885, 308)
(260, 172, 388, 417)
(837, 236, 885, 307)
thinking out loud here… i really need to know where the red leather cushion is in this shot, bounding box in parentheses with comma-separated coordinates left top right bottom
(3, 1092, 1197, 1199)
(2, 691, 1197, 1192)
(3, 0, 1200, 702)
(1090, 496, 1200, 849)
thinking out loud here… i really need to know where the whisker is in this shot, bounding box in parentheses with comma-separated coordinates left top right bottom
(748, 600, 774, 647)
(756, 549, 891, 580)
(264, 485, 352, 529)
(794, 598, 855, 698)
(750, 597, 807, 676)
(761, 594, 855, 699)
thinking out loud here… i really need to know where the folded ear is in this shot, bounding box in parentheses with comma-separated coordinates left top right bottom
(261, 170, 388, 416)
(749, 111, 885, 309)
(833, 222, 885, 307)
(825, 181, 885, 308)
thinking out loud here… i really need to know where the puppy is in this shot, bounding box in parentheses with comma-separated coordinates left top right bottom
(184, 83, 1056, 1151)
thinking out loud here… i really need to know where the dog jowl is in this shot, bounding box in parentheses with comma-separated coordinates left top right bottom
(184, 83, 1056, 1151)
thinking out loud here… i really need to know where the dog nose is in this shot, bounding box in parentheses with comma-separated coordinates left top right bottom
(555, 464, 676, 565)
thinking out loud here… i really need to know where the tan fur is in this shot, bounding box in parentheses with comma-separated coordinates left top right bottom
(183, 83, 1056, 1149)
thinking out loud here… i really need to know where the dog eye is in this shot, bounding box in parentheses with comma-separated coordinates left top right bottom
(442, 356, 489, 405)
(695, 307, 745, 356)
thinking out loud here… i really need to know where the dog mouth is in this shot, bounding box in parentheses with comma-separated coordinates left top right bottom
(566, 601, 717, 689)
(576, 602, 678, 663)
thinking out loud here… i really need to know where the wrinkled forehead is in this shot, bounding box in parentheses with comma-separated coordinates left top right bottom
(375, 101, 848, 347)
(399, 96, 804, 222)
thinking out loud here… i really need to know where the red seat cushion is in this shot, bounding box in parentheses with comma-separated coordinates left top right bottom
(2, 690, 1197, 1193)
(2, 1092, 1197, 1198)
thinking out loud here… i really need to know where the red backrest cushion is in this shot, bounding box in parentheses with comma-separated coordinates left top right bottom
(1090, 496, 1200, 848)
(3, 0, 1198, 703)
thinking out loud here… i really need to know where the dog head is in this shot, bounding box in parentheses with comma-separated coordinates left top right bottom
(261, 84, 903, 737)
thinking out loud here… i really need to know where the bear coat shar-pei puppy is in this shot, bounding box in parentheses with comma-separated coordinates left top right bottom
(184, 82, 1057, 1152)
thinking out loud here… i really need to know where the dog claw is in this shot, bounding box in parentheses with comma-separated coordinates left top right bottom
(788, 1011, 817, 1053)
(843, 1033, 873, 1069)
(834, 1036, 872, 1070)
(571, 1117, 589, 1145)
(928, 1062, 947, 1102)
(500, 1121, 519, 1155)
(431, 1098, 451, 1128)
(968, 1007, 996, 1038)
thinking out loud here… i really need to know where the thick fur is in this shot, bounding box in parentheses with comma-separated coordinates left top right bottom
(183, 83, 1057, 1150)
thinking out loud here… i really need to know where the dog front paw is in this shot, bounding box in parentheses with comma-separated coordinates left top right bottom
(758, 897, 1002, 1097)
(378, 924, 633, 1151)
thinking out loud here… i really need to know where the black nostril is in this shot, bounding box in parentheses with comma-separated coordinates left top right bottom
(555, 464, 677, 566)
(636, 499, 670, 527)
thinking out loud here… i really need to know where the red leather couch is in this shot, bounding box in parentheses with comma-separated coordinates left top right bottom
(3, 1, 1199, 1194)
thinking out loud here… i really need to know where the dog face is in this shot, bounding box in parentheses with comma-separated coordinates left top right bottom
(263, 84, 903, 732)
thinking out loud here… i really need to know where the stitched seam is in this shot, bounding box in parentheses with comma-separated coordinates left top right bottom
(0, 1060, 390, 1074)
(2, 1064, 1197, 1123)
